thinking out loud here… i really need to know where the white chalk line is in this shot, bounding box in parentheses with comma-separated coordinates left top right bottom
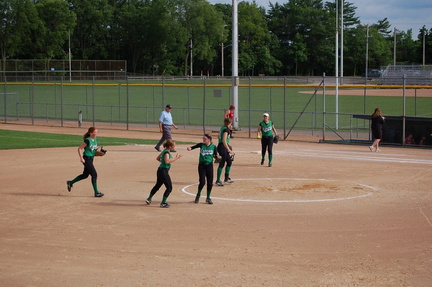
(244, 149, 432, 165)
(181, 178, 375, 203)
(420, 208, 432, 229)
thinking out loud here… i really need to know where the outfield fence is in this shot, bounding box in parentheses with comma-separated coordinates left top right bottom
(1, 75, 432, 147)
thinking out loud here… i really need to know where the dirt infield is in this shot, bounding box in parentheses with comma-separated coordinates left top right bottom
(1, 123, 431, 286)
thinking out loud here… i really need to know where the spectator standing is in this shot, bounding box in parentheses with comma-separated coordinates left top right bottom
(369, 108, 385, 152)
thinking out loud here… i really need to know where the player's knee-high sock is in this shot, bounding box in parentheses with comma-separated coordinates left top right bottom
(196, 188, 202, 197)
(70, 175, 83, 185)
(162, 196, 168, 203)
(225, 166, 231, 176)
(92, 182, 99, 194)
(269, 155, 273, 163)
(217, 167, 222, 181)
(206, 189, 212, 199)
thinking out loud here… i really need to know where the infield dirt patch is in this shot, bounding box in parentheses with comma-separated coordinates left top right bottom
(1, 123, 431, 286)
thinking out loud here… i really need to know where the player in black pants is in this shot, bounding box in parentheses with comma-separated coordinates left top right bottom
(66, 127, 104, 197)
(146, 140, 182, 208)
(216, 118, 234, 186)
(187, 134, 218, 204)
(257, 113, 278, 167)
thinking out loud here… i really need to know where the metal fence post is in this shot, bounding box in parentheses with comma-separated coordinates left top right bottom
(61, 77, 64, 127)
(92, 77, 95, 127)
(322, 73, 326, 141)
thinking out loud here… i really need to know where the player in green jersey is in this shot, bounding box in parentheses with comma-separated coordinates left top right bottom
(216, 118, 234, 186)
(187, 134, 219, 204)
(257, 113, 278, 167)
(66, 127, 104, 197)
(146, 140, 182, 208)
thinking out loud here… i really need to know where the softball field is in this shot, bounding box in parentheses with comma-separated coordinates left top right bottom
(0, 123, 431, 286)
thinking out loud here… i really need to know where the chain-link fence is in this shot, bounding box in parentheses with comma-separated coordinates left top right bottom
(1, 74, 432, 146)
(0, 59, 127, 82)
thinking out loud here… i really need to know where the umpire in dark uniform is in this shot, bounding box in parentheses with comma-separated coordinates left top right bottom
(155, 104, 178, 152)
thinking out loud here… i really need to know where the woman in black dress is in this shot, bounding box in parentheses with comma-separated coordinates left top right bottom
(370, 108, 385, 152)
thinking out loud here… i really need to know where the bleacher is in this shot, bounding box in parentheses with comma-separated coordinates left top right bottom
(380, 65, 432, 85)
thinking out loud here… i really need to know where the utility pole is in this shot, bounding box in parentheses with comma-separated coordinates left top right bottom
(232, 0, 239, 130)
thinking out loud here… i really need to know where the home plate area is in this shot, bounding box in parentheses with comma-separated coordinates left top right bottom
(182, 178, 375, 203)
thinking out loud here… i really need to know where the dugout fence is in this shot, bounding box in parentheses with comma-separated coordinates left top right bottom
(1, 74, 432, 147)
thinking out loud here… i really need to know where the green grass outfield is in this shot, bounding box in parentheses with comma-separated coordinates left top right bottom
(2, 82, 432, 131)
(0, 129, 192, 150)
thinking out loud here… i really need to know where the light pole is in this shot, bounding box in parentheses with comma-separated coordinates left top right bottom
(393, 27, 397, 66)
(423, 28, 426, 65)
(365, 25, 369, 81)
(335, 0, 339, 129)
(340, 0, 344, 85)
(190, 38, 193, 77)
(68, 30, 72, 82)
(232, 0, 239, 130)
(221, 42, 224, 77)
(221, 43, 232, 77)
(221, 25, 228, 77)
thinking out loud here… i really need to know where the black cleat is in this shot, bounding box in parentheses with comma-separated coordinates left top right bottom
(66, 181, 72, 192)
(155, 147, 161, 152)
(224, 178, 234, 184)
(260, 159, 264, 165)
(145, 199, 151, 205)
(194, 195, 200, 203)
(160, 202, 170, 208)
(94, 192, 104, 197)
(268, 163, 272, 167)
(206, 198, 213, 205)
(215, 180, 224, 186)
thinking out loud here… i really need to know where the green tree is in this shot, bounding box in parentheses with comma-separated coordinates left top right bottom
(68, 0, 113, 59)
(268, 0, 334, 76)
(237, 2, 281, 76)
(288, 32, 307, 76)
(172, 0, 225, 76)
(0, 0, 41, 69)
(397, 29, 419, 64)
(35, 0, 76, 61)
(416, 26, 431, 65)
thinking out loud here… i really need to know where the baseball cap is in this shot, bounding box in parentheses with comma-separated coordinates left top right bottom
(263, 113, 269, 117)
(229, 105, 235, 109)
(166, 104, 172, 109)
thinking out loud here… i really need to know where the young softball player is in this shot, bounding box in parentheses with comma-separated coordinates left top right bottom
(145, 140, 182, 208)
(187, 134, 218, 204)
(215, 118, 234, 186)
(66, 127, 104, 197)
(257, 113, 278, 167)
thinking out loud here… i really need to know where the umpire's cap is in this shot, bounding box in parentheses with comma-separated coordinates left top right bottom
(166, 104, 172, 109)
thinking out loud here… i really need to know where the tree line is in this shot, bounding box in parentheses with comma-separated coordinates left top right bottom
(1, 0, 431, 77)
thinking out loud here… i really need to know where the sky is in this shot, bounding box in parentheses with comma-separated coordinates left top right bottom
(209, 0, 432, 38)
